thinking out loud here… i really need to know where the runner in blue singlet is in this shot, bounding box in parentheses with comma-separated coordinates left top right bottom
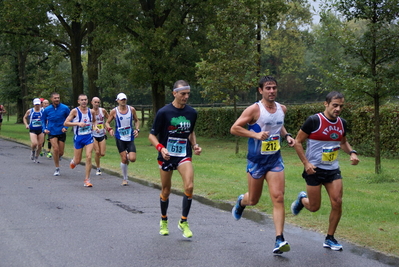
(23, 98, 44, 163)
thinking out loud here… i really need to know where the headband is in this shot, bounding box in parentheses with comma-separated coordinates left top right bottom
(173, 85, 190, 92)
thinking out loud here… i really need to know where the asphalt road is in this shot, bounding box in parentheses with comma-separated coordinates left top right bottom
(0, 138, 398, 267)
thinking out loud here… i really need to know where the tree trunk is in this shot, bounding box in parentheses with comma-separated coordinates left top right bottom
(374, 94, 381, 174)
(234, 88, 239, 154)
(17, 51, 28, 123)
(87, 21, 101, 100)
(151, 80, 166, 114)
(69, 21, 85, 105)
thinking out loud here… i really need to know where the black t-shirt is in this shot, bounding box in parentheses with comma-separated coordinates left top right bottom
(150, 103, 197, 160)
(301, 113, 347, 136)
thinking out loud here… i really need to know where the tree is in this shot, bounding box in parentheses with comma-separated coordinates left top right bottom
(92, 0, 221, 113)
(262, 0, 313, 102)
(196, 0, 287, 153)
(319, 0, 399, 173)
(0, 1, 51, 122)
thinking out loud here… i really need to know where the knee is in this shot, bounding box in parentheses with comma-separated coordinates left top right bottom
(271, 192, 285, 205)
(308, 203, 321, 212)
(100, 152, 105, 157)
(247, 196, 259, 206)
(161, 188, 171, 198)
(331, 197, 342, 210)
(184, 184, 194, 195)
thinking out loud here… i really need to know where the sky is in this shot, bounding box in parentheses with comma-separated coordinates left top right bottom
(310, 0, 321, 24)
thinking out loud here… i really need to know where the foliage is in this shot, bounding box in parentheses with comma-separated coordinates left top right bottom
(196, 0, 259, 105)
(195, 107, 245, 138)
(349, 103, 399, 158)
(315, 0, 399, 173)
(262, 0, 313, 101)
(190, 101, 399, 160)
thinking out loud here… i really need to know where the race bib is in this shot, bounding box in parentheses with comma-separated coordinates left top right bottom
(32, 119, 42, 127)
(261, 134, 280, 155)
(321, 145, 340, 164)
(79, 124, 92, 135)
(97, 122, 104, 130)
(118, 126, 131, 137)
(167, 137, 187, 157)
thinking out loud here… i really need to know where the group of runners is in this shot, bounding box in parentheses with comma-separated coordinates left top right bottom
(21, 76, 360, 254)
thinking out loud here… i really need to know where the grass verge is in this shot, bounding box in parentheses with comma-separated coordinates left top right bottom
(1, 117, 398, 257)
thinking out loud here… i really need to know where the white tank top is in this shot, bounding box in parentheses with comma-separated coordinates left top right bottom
(247, 101, 284, 161)
(72, 108, 92, 136)
(114, 106, 134, 141)
(92, 108, 105, 137)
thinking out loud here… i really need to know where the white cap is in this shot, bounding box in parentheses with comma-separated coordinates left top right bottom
(116, 93, 127, 101)
(33, 98, 41, 105)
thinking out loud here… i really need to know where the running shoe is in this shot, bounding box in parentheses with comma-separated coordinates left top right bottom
(30, 151, 35, 161)
(323, 237, 343, 251)
(84, 179, 93, 187)
(96, 168, 102, 176)
(53, 168, 60, 176)
(178, 221, 193, 238)
(47, 152, 52, 159)
(159, 219, 169, 236)
(121, 179, 128, 186)
(35, 157, 40, 164)
(291, 191, 307, 216)
(40, 151, 44, 157)
(273, 239, 291, 254)
(70, 159, 76, 169)
(232, 194, 245, 220)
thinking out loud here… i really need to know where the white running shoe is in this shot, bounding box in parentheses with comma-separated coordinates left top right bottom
(53, 168, 60, 176)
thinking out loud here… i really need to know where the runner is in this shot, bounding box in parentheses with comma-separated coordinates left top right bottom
(105, 93, 140, 185)
(64, 94, 97, 187)
(41, 92, 70, 176)
(230, 75, 295, 254)
(91, 97, 109, 176)
(0, 103, 6, 130)
(23, 98, 44, 163)
(41, 99, 52, 158)
(291, 91, 360, 251)
(148, 80, 202, 238)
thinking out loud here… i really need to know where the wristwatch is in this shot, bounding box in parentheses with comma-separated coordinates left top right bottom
(349, 150, 357, 155)
(284, 133, 292, 139)
(136, 129, 140, 132)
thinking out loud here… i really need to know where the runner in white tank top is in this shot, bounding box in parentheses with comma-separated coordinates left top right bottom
(64, 94, 98, 187)
(230, 76, 295, 254)
(91, 97, 109, 175)
(105, 93, 140, 186)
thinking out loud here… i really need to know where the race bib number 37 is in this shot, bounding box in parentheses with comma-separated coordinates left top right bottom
(321, 145, 340, 164)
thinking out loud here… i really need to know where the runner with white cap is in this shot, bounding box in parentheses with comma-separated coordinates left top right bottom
(23, 98, 44, 163)
(105, 93, 140, 185)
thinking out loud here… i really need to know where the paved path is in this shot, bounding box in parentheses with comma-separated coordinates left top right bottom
(0, 138, 397, 267)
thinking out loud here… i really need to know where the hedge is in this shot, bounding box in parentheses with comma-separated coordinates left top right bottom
(146, 102, 399, 158)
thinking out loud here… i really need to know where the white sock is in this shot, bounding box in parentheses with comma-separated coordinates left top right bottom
(120, 162, 128, 180)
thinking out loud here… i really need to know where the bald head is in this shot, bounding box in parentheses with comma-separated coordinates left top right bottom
(91, 97, 101, 109)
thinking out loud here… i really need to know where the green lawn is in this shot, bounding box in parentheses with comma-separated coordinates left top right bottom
(1, 117, 398, 257)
